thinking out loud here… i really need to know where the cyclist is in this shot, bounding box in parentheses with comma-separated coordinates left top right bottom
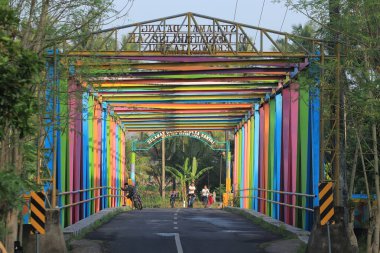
(121, 182, 135, 201)
(187, 181, 196, 208)
(201, 185, 210, 208)
(121, 182, 143, 210)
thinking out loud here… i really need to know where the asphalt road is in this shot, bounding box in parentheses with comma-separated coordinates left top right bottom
(85, 208, 283, 253)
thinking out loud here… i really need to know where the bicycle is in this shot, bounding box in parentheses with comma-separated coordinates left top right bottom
(132, 193, 143, 210)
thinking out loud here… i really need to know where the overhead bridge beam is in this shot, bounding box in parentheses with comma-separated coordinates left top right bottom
(66, 51, 309, 58)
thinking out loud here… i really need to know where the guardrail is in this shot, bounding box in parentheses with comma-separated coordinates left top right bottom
(57, 186, 125, 210)
(237, 188, 315, 212)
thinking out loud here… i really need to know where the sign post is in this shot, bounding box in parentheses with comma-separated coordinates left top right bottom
(30, 191, 46, 253)
(319, 182, 334, 253)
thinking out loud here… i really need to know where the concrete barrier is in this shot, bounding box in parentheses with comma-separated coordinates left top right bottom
(23, 209, 67, 253)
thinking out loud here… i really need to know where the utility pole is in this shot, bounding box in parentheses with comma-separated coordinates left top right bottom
(162, 131, 165, 199)
(52, 47, 58, 208)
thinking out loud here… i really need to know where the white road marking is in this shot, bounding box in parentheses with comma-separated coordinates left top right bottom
(174, 221, 178, 224)
(222, 230, 258, 233)
(174, 213, 178, 216)
(174, 227, 178, 230)
(174, 216, 178, 220)
(157, 233, 183, 253)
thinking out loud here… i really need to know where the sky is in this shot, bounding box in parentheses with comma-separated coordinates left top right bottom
(107, 0, 309, 33)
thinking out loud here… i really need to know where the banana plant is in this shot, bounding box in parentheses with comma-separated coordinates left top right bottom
(166, 157, 212, 201)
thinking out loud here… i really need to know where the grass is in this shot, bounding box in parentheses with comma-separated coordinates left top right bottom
(140, 189, 221, 209)
(224, 207, 297, 239)
(296, 242, 307, 253)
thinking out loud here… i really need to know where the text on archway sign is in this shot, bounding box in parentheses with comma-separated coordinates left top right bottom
(146, 131, 216, 146)
(128, 24, 251, 52)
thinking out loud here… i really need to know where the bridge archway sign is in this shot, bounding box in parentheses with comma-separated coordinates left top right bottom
(130, 131, 231, 188)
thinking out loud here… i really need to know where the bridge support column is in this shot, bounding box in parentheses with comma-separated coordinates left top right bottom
(226, 151, 231, 193)
(130, 152, 136, 185)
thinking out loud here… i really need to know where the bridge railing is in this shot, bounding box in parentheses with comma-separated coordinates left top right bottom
(237, 188, 315, 212)
(57, 187, 125, 210)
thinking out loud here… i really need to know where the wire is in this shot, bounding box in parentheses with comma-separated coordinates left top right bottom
(254, 0, 266, 42)
(279, 6, 288, 33)
(286, 0, 369, 47)
(233, 0, 239, 21)
(121, 0, 135, 26)
(277, 6, 288, 40)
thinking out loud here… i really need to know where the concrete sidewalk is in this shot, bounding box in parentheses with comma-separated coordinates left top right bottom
(225, 207, 309, 253)
(63, 207, 129, 240)
(64, 207, 130, 252)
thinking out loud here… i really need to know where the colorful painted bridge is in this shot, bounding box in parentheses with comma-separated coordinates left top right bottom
(41, 13, 324, 231)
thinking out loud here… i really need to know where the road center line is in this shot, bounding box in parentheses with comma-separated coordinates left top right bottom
(174, 233, 183, 253)
(156, 233, 183, 253)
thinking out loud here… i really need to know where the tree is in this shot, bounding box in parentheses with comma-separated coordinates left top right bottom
(166, 157, 213, 201)
(0, 5, 41, 251)
(273, 21, 316, 52)
(281, 0, 379, 251)
(0, 1, 122, 252)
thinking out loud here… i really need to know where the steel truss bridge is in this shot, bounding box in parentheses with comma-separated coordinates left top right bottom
(33, 12, 341, 232)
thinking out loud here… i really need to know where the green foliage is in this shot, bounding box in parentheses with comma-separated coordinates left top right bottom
(166, 156, 213, 201)
(273, 21, 317, 52)
(167, 157, 213, 185)
(214, 184, 226, 201)
(0, 6, 42, 140)
(0, 170, 38, 238)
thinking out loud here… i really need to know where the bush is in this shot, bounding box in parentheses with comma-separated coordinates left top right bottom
(0, 170, 37, 239)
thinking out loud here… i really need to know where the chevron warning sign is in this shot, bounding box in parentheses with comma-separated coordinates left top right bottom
(30, 191, 46, 235)
(319, 182, 334, 226)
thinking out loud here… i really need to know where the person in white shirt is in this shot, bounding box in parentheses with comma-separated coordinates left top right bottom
(201, 185, 210, 207)
(188, 182, 196, 208)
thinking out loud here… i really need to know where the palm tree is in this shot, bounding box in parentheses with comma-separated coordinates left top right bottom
(166, 157, 213, 201)
(272, 21, 316, 53)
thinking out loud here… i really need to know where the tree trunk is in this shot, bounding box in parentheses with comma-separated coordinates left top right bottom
(4, 208, 19, 253)
(357, 132, 374, 253)
(371, 124, 379, 253)
(0, 240, 7, 253)
(21, 0, 36, 48)
(33, 0, 50, 53)
(348, 142, 359, 248)
(348, 142, 359, 198)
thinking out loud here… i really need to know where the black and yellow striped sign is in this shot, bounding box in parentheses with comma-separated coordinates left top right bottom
(319, 182, 334, 225)
(30, 191, 46, 235)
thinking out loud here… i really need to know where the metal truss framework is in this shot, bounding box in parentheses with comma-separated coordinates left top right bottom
(51, 12, 341, 204)
(59, 12, 326, 132)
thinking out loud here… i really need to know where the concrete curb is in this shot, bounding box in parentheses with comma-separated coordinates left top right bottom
(225, 207, 310, 244)
(63, 207, 129, 241)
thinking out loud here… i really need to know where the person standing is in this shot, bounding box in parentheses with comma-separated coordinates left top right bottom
(170, 190, 177, 208)
(188, 181, 196, 208)
(201, 185, 210, 208)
